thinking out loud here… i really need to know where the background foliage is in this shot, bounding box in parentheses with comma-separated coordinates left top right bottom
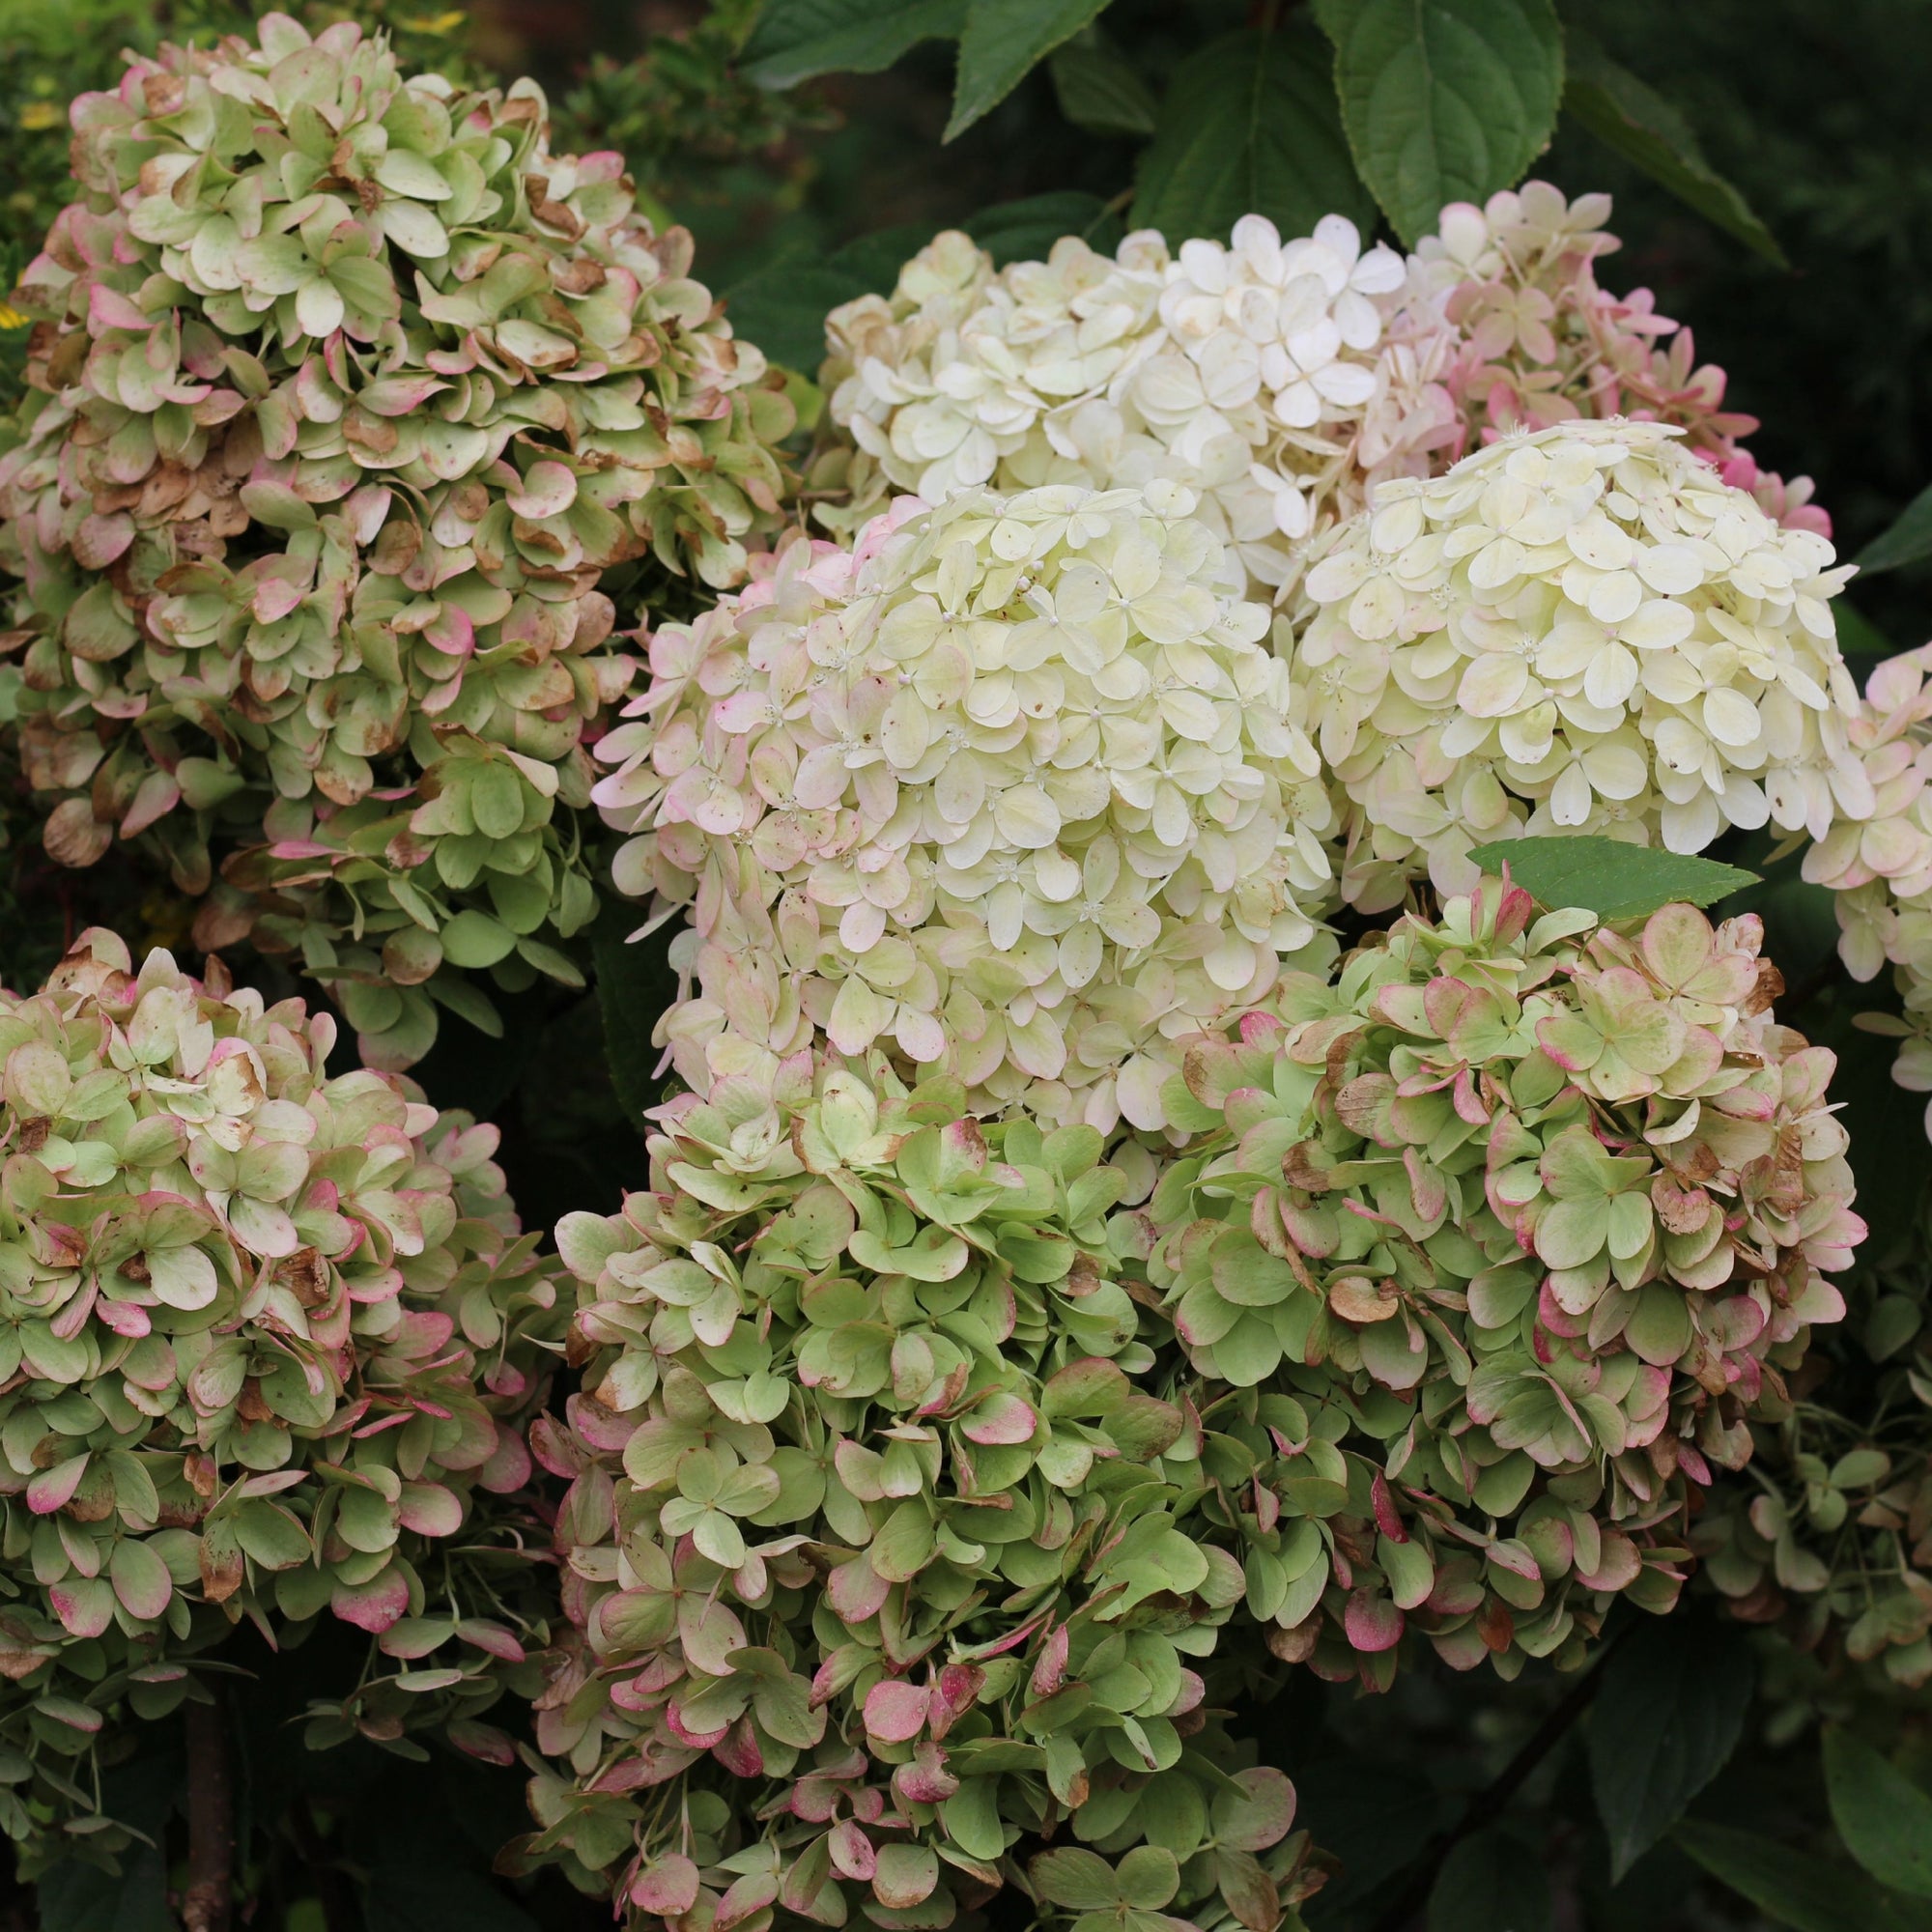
(1, 0, 1931, 1928)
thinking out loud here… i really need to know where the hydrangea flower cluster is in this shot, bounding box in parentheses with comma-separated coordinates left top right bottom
(0, 14, 794, 1067)
(1292, 419, 1858, 910)
(1405, 183, 1831, 536)
(593, 482, 1339, 1133)
(810, 185, 1831, 610)
(1143, 877, 1861, 1682)
(521, 1054, 1321, 1929)
(816, 216, 1412, 598)
(0, 927, 561, 1839)
(1802, 644, 1932, 1136)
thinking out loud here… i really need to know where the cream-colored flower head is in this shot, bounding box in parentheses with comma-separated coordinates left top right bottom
(816, 215, 1410, 599)
(1291, 419, 1860, 909)
(594, 481, 1340, 1131)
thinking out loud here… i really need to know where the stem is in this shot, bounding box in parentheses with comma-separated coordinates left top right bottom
(182, 1690, 235, 1932)
(1369, 1634, 1626, 1932)
(287, 1795, 357, 1932)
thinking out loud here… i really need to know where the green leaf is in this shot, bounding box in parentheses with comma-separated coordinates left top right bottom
(1559, 25, 1786, 266)
(1675, 1822, 1932, 1932)
(591, 907, 678, 1128)
(1469, 837, 1759, 923)
(1313, 0, 1565, 246)
(1588, 1616, 1754, 1881)
(1050, 35, 1156, 136)
(743, 0, 967, 88)
(968, 191, 1123, 265)
(38, 1848, 173, 1932)
(1825, 1729, 1932, 1899)
(1131, 25, 1375, 245)
(1428, 1826, 1552, 1932)
(1857, 480, 1932, 576)
(1835, 602, 1901, 676)
(948, 0, 1114, 140)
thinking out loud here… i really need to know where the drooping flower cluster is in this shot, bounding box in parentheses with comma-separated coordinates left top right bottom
(594, 482, 1339, 1133)
(0, 14, 794, 1067)
(1292, 419, 1858, 910)
(1802, 644, 1932, 1136)
(810, 185, 1831, 611)
(1143, 877, 1861, 1683)
(522, 1054, 1322, 1929)
(0, 927, 561, 1837)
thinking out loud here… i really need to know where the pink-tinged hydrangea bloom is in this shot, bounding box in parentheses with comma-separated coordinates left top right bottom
(528, 1057, 1321, 1931)
(1292, 420, 1859, 911)
(594, 482, 1340, 1132)
(0, 13, 794, 1069)
(1804, 644, 1932, 1137)
(1402, 182, 1831, 537)
(1146, 879, 1861, 1684)
(0, 927, 561, 1835)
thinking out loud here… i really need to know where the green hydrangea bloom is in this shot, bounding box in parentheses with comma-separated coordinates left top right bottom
(1145, 875, 1861, 1683)
(0, 927, 561, 1856)
(0, 12, 795, 1067)
(529, 1053, 1322, 1929)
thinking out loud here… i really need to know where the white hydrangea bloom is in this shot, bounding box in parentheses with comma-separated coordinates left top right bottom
(818, 215, 1415, 599)
(1291, 420, 1860, 907)
(593, 482, 1339, 1132)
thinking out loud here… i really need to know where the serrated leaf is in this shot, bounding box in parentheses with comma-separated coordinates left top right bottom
(1675, 1822, 1932, 1932)
(1469, 837, 1759, 922)
(1428, 1826, 1552, 1932)
(1825, 1729, 1932, 1899)
(1588, 1616, 1754, 1881)
(967, 191, 1123, 265)
(1050, 36, 1157, 136)
(1131, 25, 1374, 244)
(726, 196, 1119, 374)
(1314, 0, 1564, 247)
(743, 0, 967, 88)
(947, 0, 1115, 139)
(1561, 26, 1786, 267)
(1857, 480, 1932, 576)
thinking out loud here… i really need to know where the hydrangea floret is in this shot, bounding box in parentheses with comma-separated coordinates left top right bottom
(594, 481, 1339, 1133)
(0, 13, 794, 1067)
(0, 927, 560, 1836)
(523, 1051, 1322, 1931)
(1292, 419, 1859, 910)
(1143, 876, 1861, 1682)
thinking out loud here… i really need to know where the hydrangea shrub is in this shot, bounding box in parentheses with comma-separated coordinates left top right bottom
(593, 481, 1338, 1133)
(0, 927, 560, 1841)
(1293, 419, 1858, 909)
(810, 185, 1828, 608)
(0, 14, 794, 1067)
(524, 1053, 1321, 1928)
(1143, 876, 1861, 1682)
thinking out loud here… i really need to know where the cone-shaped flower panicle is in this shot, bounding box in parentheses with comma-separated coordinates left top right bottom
(1291, 420, 1858, 912)
(1143, 877, 1861, 1680)
(594, 482, 1340, 1133)
(0, 12, 795, 1068)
